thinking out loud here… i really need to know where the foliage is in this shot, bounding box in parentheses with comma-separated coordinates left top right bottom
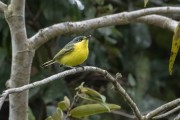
(169, 21, 180, 75)
(0, 0, 179, 120)
(144, 0, 149, 7)
(45, 84, 120, 120)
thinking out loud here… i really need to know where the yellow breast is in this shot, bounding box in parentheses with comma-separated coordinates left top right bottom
(57, 40, 89, 66)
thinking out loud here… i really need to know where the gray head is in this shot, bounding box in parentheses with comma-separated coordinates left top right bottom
(71, 35, 91, 43)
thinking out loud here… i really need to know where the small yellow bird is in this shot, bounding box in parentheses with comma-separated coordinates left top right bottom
(41, 35, 91, 67)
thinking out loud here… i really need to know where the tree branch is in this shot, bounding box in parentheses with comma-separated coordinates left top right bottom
(29, 7, 180, 49)
(5, 0, 32, 120)
(10, 0, 25, 16)
(153, 105, 180, 119)
(113, 73, 143, 120)
(112, 110, 136, 119)
(0, 66, 143, 120)
(145, 98, 180, 119)
(0, 66, 179, 119)
(135, 14, 177, 32)
(0, 1, 7, 13)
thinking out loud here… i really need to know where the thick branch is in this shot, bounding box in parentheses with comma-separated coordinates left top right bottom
(0, 1, 7, 13)
(135, 14, 177, 32)
(5, 0, 32, 120)
(0, 66, 143, 120)
(10, 0, 25, 16)
(29, 7, 180, 49)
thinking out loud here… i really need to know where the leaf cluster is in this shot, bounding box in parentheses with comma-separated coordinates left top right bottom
(45, 83, 120, 120)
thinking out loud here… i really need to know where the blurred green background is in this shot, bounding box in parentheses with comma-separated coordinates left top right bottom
(0, 0, 180, 120)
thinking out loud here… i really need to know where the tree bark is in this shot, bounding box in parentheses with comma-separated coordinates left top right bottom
(4, 1, 35, 120)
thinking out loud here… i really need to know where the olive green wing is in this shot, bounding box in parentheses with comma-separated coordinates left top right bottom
(53, 44, 74, 60)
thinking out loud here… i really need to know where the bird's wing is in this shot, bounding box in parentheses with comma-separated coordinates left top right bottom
(53, 44, 74, 60)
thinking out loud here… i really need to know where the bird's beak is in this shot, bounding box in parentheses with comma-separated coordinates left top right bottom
(86, 35, 92, 39)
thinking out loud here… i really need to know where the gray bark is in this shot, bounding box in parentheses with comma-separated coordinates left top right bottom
(4, 1, 35, 120)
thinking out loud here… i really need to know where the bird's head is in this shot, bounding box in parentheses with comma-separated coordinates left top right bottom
(72, 35, 91, 43)
(72, 35, 91, 48)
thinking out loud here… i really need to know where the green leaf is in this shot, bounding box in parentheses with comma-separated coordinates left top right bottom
(52, 108, 63, 120)
(169, 21, 180, 75)
(77, 83, 106, 103)
(58, 96, 70, 111)
(99, 102, 111, 112)
(45, 116, 53, 120)
(77, 93, 106, 106)
(58, 101, 68, 111)
(64, 96, 70, 108)
(144, 0, 149, 7)
(70, 104, 120, 118)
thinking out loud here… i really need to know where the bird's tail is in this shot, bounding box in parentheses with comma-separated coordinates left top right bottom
(41, 59, 56, 68)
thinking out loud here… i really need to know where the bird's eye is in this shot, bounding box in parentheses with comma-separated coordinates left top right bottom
(78, 38, 83, 42)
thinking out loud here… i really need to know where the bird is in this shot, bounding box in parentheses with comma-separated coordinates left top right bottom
(41, 35, 91, 68)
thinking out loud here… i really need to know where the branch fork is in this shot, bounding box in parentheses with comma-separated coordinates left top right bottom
(0, 66, 179, 120)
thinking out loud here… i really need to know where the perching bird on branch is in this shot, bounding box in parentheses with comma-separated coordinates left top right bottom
(41, 35, 91, 67)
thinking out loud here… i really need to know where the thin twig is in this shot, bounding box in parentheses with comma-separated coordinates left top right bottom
(0, 91, 8, 109)
(145, 98, 180, 119)
(111, 77, 143, 120)
(0, 66, 143, 119)
(112, 110, 136, 119)
(65, 91, 80, 119)
(153, 105, 180, 119)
